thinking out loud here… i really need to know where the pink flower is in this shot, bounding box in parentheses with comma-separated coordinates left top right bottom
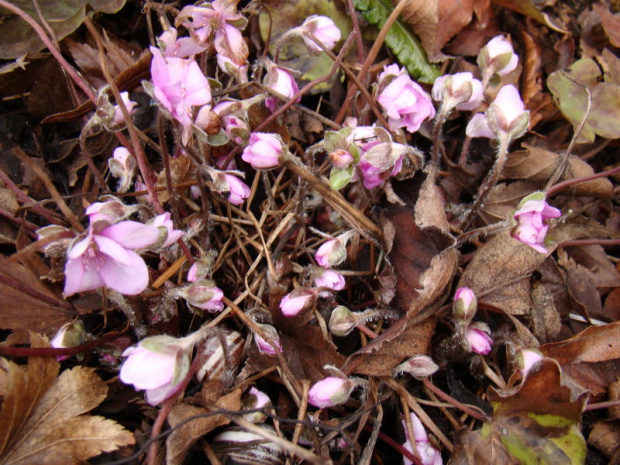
(185, 279, 225, 312)
(279, 287, 318, 316)
(242, 132, 283, 169)
(264, 64, 300, 112)
(308, 376, 355, 408)
(64, 221, 161, 296)
(516, 348, 544, 376)
(217, 54, 249, 83)
(242, 387, 272, 423)
(178, 0, 248, 65)
(512, 194, 561, 253)
(299, 15, 341, 53)
(158, 28, 207, 58)
(315, 231, 354, 268)
(453, 287, 477, 324)
(463, 322, 493, 355)
(213, 100, 249, 144)
(376, 64, 436, 133)
(402, 412, 443, 465)
(466, 84, 529, 142)
(112, 92, 138, 125)
(478, 35, 518, 77)
(253, 323, 282, 355)
(358, 141, 408, 189)
(315, 269, 345, 296)
(149, 46, 211, 144)
(120, 334, 194, 405)
(149, 212, 184, 248)
(432, 72, 483, 111)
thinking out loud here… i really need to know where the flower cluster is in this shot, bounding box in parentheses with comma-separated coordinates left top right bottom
(452, 287, 493, 355)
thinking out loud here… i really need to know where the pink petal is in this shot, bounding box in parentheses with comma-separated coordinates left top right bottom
(64, 256, 105, 296)
(466, 113, 495, 139)
(99, 250, 150, 295)
(120, 348, 176, 389)
(94, 234, 131, 265)
(101, 221, 161, 249)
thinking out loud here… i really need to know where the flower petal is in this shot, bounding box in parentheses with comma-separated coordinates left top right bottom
(101, 221, 161, 249)
(99, 250, 150, 295)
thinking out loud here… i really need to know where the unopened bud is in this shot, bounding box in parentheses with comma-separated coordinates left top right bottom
(393, 355, 439, 379)
(279, 287, 318, 316)
(51, 321, 86, 361)
(453, 287, 477, 325)
(462, 322, 493, 355)
(168, 279, 224, 313)
(308, 376, 356, 408)
(516, 348, 543, 376)
(253, 322, 282, 355)
(328, 306, 399, 337)
(315, 230, 355, 268)
(241, 387, 272, 423)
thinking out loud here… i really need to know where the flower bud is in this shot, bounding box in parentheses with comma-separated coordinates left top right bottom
(108, 147, 137, 193)
(432, 72, 483, 112)
(328, 306, 400, 337)
(299, 15, 341, 54)
(241, 387, 272, 423)
(148, 212, 184, 249)
(167, 279, 225, 313)
(478, 35, 519, 78)
(51, 321, 86, 361)
(393, 355, 439, 379)
(315, 230, 354, 268)
(329, 149, 354, 169)
(308, 376, 356, 408)
(253, 322, 282, 355)
(453, 287, 477, 325)
(263, 63, 299, 112)
(279, 287, 318, 316)
(112, 91, 138, 126)
(315, 269, 346, 296)
(462, 322, 493, 355)
(512, 192, 561, 254)
(242, 132, 284, 170)
(516, 348, 543, 376)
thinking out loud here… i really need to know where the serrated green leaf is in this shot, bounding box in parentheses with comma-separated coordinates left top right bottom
(354, 0, 440, 84)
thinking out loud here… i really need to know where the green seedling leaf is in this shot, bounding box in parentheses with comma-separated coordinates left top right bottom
(548, 58, 620, 143)
(354, 0, 440, 84)
(452, 359, 588, 465)
(0, 0, 126, 60)
(329, 166, 354, 191)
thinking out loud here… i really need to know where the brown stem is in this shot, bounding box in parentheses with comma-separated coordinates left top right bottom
(422, 378, 487, 421)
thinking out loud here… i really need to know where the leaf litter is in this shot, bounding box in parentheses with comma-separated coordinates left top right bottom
(0, 0, 618, 464)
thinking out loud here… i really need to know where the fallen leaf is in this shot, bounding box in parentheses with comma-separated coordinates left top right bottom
(451, 359, 588, 465)
(540, 321, 620, 365)
(593, 3, 620, 48)
(479, 181, 538, 226)
(0, 256, 75, 334)
(458, 231, 549, 316)
(588, 420, 620, 459)
(166, 389, 242, 465)
(0, 334, 134, 464)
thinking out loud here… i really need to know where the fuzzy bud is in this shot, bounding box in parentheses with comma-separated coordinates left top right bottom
(253, 322, 282, 355)
(453, 287, 477, 325)
(279, 287, 318, 316)
(462, 322, 493, 355)
(393, 355, 439, 379)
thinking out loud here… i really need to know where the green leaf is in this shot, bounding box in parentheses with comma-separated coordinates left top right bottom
(354, 0, 440, 84)
(329, 166, 354, 191)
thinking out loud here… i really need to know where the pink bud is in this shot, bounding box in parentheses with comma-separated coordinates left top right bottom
(478, 35, 518, 77)
(463, 322, 493, 355)
(453, 287, 477, 324)
(242, 387, 272, 423)
(51, 321, 86, 361)
(264, 64, 299, 112)
(279, 287, 318, 316)
(253, 323, 282, 355)
(432, 72, 483, 111)
(315, 231, 354, 268)
(185, 279, 225, 312)
(394, 355, 439, 379)
(512, 193, 561, 254)
(329, 149, 354, 169)
(149, 212, 184, 248)
(112, 92, 138, 126)
(315, 269, 346, 295)
(242, 132, 283, 170)
(299, 15, 341, 53)
(308, 376, 354, 408)
(402, 412, 443, 465)
(516, 348, 544, 376)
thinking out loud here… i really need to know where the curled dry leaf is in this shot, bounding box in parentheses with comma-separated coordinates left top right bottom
(587, 420, 620, 459)
(593, 4, 620, 48)
(458, 231, 550, 316)
(479, 181, 539, 226)
(502, 145, 613, 198)
(540, 321, 620, 365)
(166, 389, 242, 465)
(0, 334, 134, 465)
(343, 169, 458, 376)
(451, 359, 587, 465)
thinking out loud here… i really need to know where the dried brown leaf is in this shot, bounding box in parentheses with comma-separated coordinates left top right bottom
(588, 420, 620, 459)
(563, 244, 620, 290)
(540, 321, 620, 365)
(0, 336, 133, 464)
(458, 231, 549, 316)
(530, 283, 562, 343)
(593, 3, 620, 48)
(502, 146, 613, 198)
(166, 389, 242, 465)
(0, 256, 74, 334)
(479, 181, 538, 225)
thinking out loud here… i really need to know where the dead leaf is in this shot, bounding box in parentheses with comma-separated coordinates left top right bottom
(458, 231, 549, 316)
(540, 321, 620, 365)
(0, 334, 134, 464)
(530, 283, 562, 343)
(588, 420, 620, 459)
(479, 181, 538, 226)
(0, 256, 75, 334)
(155, 154, 194, 204)
(502, 145, 613, 198)
(563, 244, 620, 290)
(451, 359, 588, 464)
(593, 3, 620, 48)
(166, 389, 242, 465)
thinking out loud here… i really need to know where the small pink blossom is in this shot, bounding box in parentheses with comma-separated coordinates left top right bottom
(453, 287, 477, 324)
(299, 15, 341, 53)
(466, 84, 529, 142)
(358, 141, 408, 189)
(158, 28, 207, 58)
(185, 279, 225, 312)
(217, 54, 249, 83)
(242, 132, 283, 169)
(512, 194, 561, 253)
(64, 221, 161, 296)
(478, 35, 518, 77)
(149, 46, 211, 144)
(149, 212, 184, 248)
(402, 412, 443, 465)
(463, 322, 493, 355)
(264, 64, 300, 112)
(308, 376, 354, 408)
(213, 101, 249, 144)
(112, 92, 138, 125)
(432, 72, 483, 112)
(242, 387, 272, 423)
(120, 334, 194, 405)
(376, 64, 435, 133)
(280, 287, 318, 316)
(315, 231, 354, 268)
(178, 0, 248, 65)
(254, 323, 282, 355)
(315, 269, 345, 297)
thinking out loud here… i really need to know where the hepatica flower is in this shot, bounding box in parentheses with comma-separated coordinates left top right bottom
(149, 46, 211, 144)
(242, 132, 284, 169)
(376, 64, 435, 133)
(402, 412, 443, 465)
(264, 64, 300, 112)
(512, 193, 561, 253)
(298, 15, 341, 54)
(64, 221, 160, 296)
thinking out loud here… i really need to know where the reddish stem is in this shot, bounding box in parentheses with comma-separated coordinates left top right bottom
(422, 378, 487, 421)
(363, 423, 421, 465)
(547, 165, 620, 197)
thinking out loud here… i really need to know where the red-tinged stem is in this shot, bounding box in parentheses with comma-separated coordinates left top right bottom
(547, 165, 620, 197)
(0, 169, 63, 225)
(362, 423, 421, 465)
(585, 399, 620, 411)
(357, 324, 378, 339)
(0, 330, 128, 357)
(0, 0, 96, 102)
(422, 378, 487, 421)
